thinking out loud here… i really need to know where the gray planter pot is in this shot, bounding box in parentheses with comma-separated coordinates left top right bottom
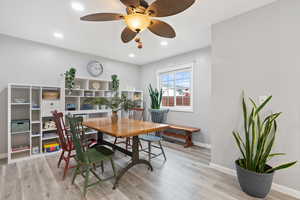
(149, 109, 169, 123)
(235, 160, 274, 198)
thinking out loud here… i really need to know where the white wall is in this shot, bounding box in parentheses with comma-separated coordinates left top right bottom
(0, 33, 140, 155)
(140, 48, 211, 145)
(211, 0, 300, 191)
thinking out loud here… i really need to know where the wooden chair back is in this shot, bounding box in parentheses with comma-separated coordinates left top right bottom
(52, 110, 72, 151)
(67, 116, 87, 163)
(129, 108, 144, 121)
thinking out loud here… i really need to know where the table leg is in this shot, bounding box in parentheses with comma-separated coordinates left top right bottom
(113, 136, 153, 189)
(184, 131, 194, 148)
(97, 131, 104, 145)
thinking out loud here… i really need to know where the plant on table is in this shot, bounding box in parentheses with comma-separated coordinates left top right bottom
(233, 94, 297, 198)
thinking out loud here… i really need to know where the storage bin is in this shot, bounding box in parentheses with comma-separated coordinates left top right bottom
(11, 119, 30, 133)
(43, 142, 60, 153)
(42, 91, 59, 100)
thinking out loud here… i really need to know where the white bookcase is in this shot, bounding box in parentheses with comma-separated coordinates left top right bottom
(64, 77, 113, 115)
(7, 77, 144, 163)
(121, 90, 144, 108)
(8, 84, 63, 163)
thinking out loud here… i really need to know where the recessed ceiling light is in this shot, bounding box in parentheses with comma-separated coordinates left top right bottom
(53, 32, 64, 39)
(160, 41, 168, 46)
(71, 2, 85, 11)
(128, 53, 135, 58)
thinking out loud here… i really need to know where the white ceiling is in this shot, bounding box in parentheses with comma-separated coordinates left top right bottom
(0, 0, 276, 65)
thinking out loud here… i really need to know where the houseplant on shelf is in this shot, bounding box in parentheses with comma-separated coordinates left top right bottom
(233, 94, 297, 198)
(85, 75, 135, 123)
(148, 84, 169, 123)
(65, 67, 76, 95)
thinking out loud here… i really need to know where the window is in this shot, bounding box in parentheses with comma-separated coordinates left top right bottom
(157, 64, 193, 112)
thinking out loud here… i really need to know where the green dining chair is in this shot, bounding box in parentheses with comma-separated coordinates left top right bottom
(68, 116, 116, 197)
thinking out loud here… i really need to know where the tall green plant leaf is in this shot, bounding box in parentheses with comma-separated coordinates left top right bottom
(233, 93, 296, 173)
(265, 161, 297, 173)
(255, 96, 272, 115)
(233, 131, 246, 160)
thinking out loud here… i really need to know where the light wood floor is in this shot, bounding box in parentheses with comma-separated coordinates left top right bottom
(0, 141, 298, 200)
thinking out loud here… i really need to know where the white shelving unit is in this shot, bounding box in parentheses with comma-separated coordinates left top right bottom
(64, 77, 113, 116)
(7, 78, 144, 163)
(121, 90, 144, 108)
(8, 84, 63, 163)
(64, 77, 113, 142)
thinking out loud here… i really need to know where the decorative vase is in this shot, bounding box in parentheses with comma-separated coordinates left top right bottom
(111, 111, 118, 124)
(235, 160, 274, 198)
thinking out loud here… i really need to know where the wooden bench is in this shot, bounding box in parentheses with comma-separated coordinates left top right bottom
(163, 125, 200, 148)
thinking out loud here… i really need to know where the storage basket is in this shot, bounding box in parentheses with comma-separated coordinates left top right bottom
(43, 91, 59, 100)
(11, 119, 30, 133)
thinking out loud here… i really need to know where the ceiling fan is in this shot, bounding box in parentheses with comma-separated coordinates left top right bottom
(80, 0, 195, 48)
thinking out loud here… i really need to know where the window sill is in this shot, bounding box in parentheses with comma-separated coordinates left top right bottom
(162, 107, 194, 113)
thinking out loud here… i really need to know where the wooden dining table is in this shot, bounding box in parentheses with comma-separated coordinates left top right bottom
(83, 117, 169, 189)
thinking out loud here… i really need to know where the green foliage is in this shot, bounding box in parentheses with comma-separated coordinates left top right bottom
(65, 67, 76, 90)
(111, 74, 119, 92)
(233, 95, 297, 173)
(148, 84, 163, 109)
(85, 75, 135, 112)
(84, 95, 135, 112)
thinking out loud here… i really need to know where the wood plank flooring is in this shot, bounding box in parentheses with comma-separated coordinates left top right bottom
(0, 141, 298, 200)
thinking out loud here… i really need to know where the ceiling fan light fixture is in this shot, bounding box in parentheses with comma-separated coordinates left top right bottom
(124, 13, 151, 32)
(71, 2, 85, 12)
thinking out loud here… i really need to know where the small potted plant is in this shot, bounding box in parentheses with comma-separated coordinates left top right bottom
(233, 94, 297, 198)
(148, 84, 169, 123)
(65, 67, 76, 95)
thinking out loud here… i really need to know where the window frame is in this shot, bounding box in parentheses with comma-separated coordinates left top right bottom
(156, 62, 194, 112)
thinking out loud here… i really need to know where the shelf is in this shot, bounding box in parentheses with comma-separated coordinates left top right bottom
(11, 103, 30, 105)
(42, 133, 58, 140)
(31, 134, 41, 138)
(31, 108, 40, 110)
(31, 121, 40, 124)
(66, 109, 111, 115)
(43, 150, 61, 155)
(11, 131, 30, 135)
(11, 148, 30, 153)
(66, 95, 82, 98)
(42, 128, 57, 132)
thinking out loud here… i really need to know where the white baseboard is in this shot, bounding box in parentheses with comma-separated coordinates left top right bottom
(209, 163, 300, 199)
(0, 153, 7, 159)
(194, 142, 211, 149)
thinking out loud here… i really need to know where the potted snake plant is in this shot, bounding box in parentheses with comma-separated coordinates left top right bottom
(148, 84, 169, 123)
(233, 95, 297, 198)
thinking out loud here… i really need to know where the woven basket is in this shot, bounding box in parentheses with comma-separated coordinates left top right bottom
(43, 91, 59, 100)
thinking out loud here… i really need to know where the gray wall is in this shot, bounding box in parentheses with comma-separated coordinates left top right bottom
(140, 48, 211, 145)
(211, 0, 300, 191)
(0, 34, 140, 155)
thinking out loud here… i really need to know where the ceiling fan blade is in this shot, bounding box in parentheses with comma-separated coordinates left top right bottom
(121, 27, 137, 43)
(80, 13, 123, 21)
(148, 19, 176, 38)
(147, 0, 195, 17)
(120, 0, 140, 8)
